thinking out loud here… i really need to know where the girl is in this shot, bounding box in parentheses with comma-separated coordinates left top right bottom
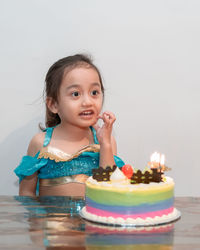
(14, 54, 124, 197)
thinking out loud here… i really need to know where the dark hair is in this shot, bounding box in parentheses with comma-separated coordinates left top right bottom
(44, 54, 104, 128)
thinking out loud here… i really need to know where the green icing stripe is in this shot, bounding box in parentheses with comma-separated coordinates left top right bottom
(86, 187, 174, 206)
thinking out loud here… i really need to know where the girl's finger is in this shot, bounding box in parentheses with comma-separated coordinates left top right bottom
(103, 112, 116, 126)
(104, 111, 116, 120)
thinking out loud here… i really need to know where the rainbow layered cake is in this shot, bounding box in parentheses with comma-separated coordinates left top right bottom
(81, 161, 180, 226)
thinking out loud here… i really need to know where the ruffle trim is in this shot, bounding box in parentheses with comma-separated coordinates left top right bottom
(14, 155, 48, 183)
(37, 144, 100, 162)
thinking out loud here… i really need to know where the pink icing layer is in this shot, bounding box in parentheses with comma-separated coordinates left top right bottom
(86, 206, 174, 219)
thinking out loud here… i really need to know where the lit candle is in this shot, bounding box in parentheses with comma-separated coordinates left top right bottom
(148, 152, 170, 172)
(149, 151, 160, 168)
(160, 154, 165, 166)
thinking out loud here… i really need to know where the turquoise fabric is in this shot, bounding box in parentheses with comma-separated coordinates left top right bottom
(14, 126, 125, 183)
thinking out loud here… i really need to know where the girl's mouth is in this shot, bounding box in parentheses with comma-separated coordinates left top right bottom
(79, 110, 95, 119)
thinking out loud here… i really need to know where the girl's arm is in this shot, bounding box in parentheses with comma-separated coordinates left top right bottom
(99, 134, 117, 168)
(19, 133, 44, 196)
(94, 111, 117, 168)
(19, 173, 38, 196)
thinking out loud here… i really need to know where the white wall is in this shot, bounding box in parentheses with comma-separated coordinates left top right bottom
(0, 0, 200, 196)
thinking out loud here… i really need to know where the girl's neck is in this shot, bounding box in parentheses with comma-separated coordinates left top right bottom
(55, 122, 91, 142)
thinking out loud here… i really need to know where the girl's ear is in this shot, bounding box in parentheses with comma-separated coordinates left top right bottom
(46, 97, 58, 114)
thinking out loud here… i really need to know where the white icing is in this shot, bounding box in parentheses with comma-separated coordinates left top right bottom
(110, 167, 126, 181)
(81, 207, 180, 226)
(115, 217, 125, 224)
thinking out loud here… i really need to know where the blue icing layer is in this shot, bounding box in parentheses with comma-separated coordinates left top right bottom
(86, 197, 174, 214)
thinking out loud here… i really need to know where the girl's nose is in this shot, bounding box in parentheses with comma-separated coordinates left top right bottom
(82, 94, 92, 106)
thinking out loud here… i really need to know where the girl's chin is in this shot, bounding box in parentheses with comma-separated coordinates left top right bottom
(81, 116, 98, 125)
(77, 120, 97, 128)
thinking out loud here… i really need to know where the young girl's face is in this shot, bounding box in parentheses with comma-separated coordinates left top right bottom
(53, 66, 103, 128)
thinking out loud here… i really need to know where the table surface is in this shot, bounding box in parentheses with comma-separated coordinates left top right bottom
(0, 196, 200, 250)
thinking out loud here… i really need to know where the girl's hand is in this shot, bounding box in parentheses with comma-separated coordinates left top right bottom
(93, 111, 116, 146)
(73, 174, 89, 183)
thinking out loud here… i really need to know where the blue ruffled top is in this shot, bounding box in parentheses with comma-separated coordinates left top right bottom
(14, 126, 125, 182)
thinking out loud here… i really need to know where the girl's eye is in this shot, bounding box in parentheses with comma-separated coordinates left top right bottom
(72, 91, 80, 97)
(91, 90, 99, 96)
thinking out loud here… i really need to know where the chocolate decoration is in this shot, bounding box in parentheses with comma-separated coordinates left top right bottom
(130, 168, 163, 184)
(92, 165, 117, 182)
(93, 165, 164, 184)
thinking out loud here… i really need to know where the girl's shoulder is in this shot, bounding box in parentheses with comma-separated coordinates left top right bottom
(27, 132, 45, 157)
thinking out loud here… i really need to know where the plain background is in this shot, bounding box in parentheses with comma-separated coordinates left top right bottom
(0, 0, 200, 196)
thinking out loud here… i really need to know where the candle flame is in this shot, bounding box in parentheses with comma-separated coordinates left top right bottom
(150, 152, 165, 165)
(160, 154, 165, 165)
(150, 152, 160, 163)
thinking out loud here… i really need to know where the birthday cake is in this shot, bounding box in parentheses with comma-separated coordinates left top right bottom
(81, 153, 180, 226)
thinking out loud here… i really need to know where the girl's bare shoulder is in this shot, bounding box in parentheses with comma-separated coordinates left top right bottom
(27, 132, 45, 157)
